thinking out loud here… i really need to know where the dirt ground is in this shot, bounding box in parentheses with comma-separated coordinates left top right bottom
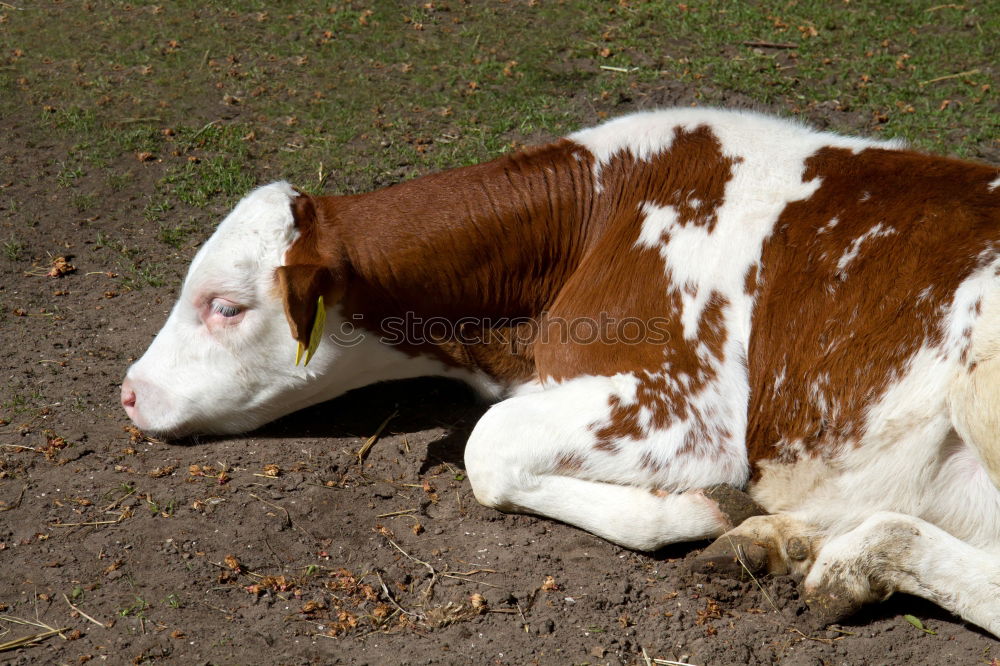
(2, 4, 1000, 665)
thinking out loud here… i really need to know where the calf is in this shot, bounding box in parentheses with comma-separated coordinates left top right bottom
(122, 108, 1000, 635)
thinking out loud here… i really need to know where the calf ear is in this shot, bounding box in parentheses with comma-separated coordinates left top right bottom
(274, 264, 345, 365)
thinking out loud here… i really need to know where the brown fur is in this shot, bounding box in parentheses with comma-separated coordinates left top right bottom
(282, 139, 598, 384)
(747, 147, 1000, 465)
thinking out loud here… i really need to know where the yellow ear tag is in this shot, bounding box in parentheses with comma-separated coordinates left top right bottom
(303, 295, 326, 367)
(294, 295, 326, 367)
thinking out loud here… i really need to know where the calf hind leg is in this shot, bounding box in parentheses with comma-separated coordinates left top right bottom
(802, 511, 1000, 636)
(463, 378, 753, 551)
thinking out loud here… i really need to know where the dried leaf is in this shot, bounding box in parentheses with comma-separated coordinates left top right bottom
(300, 599, 326, 613)
(47, 256, 76, 277)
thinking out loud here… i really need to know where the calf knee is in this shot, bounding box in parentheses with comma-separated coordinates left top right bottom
(464, 401, 527, 511)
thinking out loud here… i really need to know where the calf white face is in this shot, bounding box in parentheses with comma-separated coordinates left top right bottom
(121, 183, 407, 437)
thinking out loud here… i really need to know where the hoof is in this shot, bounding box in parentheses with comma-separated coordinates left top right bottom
(703, 484, 768, 528)
(690, 534, 769, 578)
(803, 586, 863, 630)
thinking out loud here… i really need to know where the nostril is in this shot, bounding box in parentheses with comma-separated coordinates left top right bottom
(121, 381, 137, 409)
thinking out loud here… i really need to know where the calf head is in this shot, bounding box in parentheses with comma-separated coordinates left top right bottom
(121, 182, 410, 437)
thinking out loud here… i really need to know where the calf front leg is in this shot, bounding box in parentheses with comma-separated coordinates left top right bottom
(463, 377, 750, 551)
(803, 511, 1000, 637)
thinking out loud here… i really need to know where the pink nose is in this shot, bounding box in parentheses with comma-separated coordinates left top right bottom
(121, 379, 137, 411)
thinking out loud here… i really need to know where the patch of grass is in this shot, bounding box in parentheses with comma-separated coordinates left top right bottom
(161, 124, 255, 208)
(3, 1, 992, 212)
(2, 390, 42, 415)
(116, 126, 162, 155)
(3, 393, 30, 412)
(94, 232, 167, 289)
(121, 261, 167, 290)
(71, 192, 97, 213)
(2, 195, 19, 216)
(55, 162, 85, 188)
(143, 198, 173, 222)
(3, 236, 24, 261)
(163, 155, 255, 208)
(70, 394, 88, 412)
(156, 219, 197, 250)
(44, 106, 97, 135)
(118, 596, 149, 618)
(107, 170, 134, 193)
(146, 496, 175, 517)
(601, 0, 996, 153)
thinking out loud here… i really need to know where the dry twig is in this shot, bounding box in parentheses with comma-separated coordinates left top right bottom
(789, 626, 836, 644)
(920, 68, 980, 86)
(376, 508, 419, 518)
(374, 571, 421, 619)
(49, 513, 127, 528)
(0, 627, 66, 652)
(247, 492, 291, 529)
(0, 614, 69, 652)
(727, 535, 779, 613)
(357, 410, 398, 464)
(742, 40, 798, 49)
(62, 593, 107, 628)
(0, 483, 27, 512)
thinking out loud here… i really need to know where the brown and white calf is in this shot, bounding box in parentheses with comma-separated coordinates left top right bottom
(121, 108, 1000, 634)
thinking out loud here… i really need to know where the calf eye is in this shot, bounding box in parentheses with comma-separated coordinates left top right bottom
(211, 300, 243, 318)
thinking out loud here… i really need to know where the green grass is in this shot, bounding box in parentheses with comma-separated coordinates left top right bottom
(72, 192, 97, 212)
(600, 1, 997, 154)
(156, 219, 197, 250)
(55, 162, 85, 188)
(118, 595, 149, 618)
(107, 170, 134, 192)
(3, 237, 24, 261)
(94, 232, 167, 289)
(146, 496, 176, 517)
(161, 123, 256, 207)
(2, 390, 43, 414)
(7, 3, 995, 170)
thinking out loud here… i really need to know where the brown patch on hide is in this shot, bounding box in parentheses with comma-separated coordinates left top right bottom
(534, 126, 739, 455)
(746, 146, 1000, 467)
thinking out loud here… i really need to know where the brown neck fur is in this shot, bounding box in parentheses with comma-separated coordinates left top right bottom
(285, 140, 600, 384)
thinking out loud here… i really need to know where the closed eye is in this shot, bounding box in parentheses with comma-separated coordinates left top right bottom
(211, 300, 243, 318)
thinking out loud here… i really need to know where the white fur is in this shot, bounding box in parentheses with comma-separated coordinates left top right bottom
(805, 512, 1000, 635)
(464, 375, 732, 550)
